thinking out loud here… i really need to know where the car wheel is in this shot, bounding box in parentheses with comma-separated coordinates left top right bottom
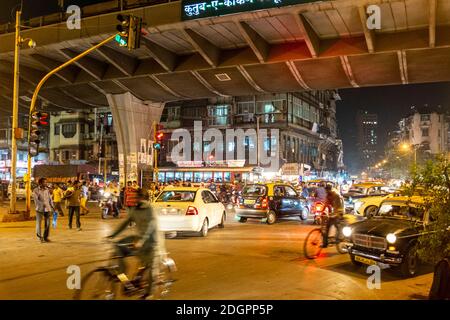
(350, 254, 363, 267)
(218, 212, 226, 228)
(266, 211, 276, 225)
(398, 245, 419, 278)
(238, 217, 247, 223)
(198, 218, 209, 237)
(364, 206, 378, 217)
(300, 207, 309, 221)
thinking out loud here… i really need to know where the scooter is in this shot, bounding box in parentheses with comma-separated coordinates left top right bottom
(99, 192, 118, 219)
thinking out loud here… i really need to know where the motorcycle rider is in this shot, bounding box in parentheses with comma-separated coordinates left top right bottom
(107, 188, 163, 298)
(322, 184, 344, 248)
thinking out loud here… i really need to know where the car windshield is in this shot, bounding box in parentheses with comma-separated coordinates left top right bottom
(348, 187, 365, 194)
(376, 203, 425, 221)
(156, 190, 196, 202)
(242, 185, 267, 197)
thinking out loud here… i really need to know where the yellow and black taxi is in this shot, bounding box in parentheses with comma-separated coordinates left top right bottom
(235, 182, 309, 224)
(343, 196, 430, 277)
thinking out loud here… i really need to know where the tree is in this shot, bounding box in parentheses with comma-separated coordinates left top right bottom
(406, 155, 450, 264)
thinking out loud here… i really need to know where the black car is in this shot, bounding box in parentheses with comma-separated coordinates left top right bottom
(344, 196, 431, 277)
(235, 183, 309, 225)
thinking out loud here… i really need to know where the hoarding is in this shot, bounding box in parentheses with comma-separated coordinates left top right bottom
(182, 0, 320, 20)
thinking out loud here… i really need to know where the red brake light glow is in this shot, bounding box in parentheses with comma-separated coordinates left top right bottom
(186, 206, 198, 215)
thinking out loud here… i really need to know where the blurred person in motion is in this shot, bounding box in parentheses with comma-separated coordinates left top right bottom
(33, 178, 54, 243)
(322, 184, 344, 248)
(105, 181, 120, 217)
(107, 188, 164, 298)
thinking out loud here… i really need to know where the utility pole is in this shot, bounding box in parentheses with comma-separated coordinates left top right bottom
(10, 10, 21, 214)
(153, 121, 159, 182)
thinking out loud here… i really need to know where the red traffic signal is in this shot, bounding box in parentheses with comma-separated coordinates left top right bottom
(156, 132, 164, 140)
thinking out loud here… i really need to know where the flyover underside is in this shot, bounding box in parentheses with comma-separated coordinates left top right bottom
(0, 0, 449, 124)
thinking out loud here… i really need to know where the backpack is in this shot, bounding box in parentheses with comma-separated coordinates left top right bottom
(429, 258, 450, 300)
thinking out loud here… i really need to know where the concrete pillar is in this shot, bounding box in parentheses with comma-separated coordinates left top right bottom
(106, 92, 164, 185)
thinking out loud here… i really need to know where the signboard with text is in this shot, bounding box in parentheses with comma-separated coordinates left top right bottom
(181, 0, 320, 20)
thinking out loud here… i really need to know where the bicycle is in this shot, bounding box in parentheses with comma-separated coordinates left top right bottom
(303, 215, 349, 259)
(73, 243, 177, 300)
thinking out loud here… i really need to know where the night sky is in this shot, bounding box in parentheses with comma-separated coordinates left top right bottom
(2, 1, 450, 173)
(336, 82, 450, 173)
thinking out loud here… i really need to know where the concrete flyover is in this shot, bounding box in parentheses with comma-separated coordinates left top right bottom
(0, 0, 449, 181)
(0, 0, 449, 115)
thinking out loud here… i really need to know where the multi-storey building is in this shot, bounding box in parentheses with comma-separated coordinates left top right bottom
(356, 110, 378, 169)
(156, 91, 343, 183)
(49, 109, 119, 175)
(397, 106, 448, 155)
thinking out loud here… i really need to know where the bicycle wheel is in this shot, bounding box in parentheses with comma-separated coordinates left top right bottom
(73, 267, 118, 300)
(151, 257, 177, 300)
(304, 228, 323, 259)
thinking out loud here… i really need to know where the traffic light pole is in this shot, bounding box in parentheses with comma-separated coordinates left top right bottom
(10, 10, 21, 214)
(153, 121, 159, 183)
(25, 33, 119, 213)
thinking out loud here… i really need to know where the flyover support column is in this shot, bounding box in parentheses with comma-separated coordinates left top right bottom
(106, 92, 164, 187)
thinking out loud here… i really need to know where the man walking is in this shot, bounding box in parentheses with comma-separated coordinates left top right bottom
(66, 180, 82, 231)
(33, 178, 54, 243)
(52, 183, 65, 217)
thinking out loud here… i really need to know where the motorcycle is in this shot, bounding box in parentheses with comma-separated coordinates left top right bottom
(311, 201, 331, 225)
(99, 192, 118, 219)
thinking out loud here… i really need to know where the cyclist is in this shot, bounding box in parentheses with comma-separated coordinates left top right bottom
(107, 187, 164, 298)
(322, 184, 344, 248)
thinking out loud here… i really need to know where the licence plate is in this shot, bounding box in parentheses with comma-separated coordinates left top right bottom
(244, 199, 256, 205)
(160, 208, 180, 215)
(355, 255, 377, 265)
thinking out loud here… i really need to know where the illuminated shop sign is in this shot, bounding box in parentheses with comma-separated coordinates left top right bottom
(181, 0, 320, 20)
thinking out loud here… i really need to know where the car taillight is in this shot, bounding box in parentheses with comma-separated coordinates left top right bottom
(315, 204, 324, 212)
(261, 197, 269, 209)
(186, 206, 198, 215)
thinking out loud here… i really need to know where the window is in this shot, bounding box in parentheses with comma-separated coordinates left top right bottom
(420, 114, 430, 121)
(237, 101, 255, 114)
(284, 186, 297, 197)
(201, 191, 217, 203)
(422, 128, 429, 137)
(274, 186, 285, 197)
(208, 105, 229, 126)
(161, 106, 181, 122)
(62, 123, 77, 138)
(54, 125, 60, 135)
(156, 190, 196, 202)
(80, 124, 85, 134)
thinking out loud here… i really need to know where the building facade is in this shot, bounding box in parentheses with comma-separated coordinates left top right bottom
(156, 91, 343, 183)
(397, 106, 449, 155)
(356, 110, 378, 170)
(49, 109, 119, 176)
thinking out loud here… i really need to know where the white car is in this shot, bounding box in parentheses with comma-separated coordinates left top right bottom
(152, 187, 226, 237)
(353, 195, 389, 217)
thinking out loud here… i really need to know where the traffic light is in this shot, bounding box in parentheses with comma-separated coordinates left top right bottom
(115, 14, 142, 50)
(153, 124, 164, 150)
(29, 111, 48, 157)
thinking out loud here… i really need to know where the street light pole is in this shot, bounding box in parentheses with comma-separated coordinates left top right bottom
(10, 10, 21, 214)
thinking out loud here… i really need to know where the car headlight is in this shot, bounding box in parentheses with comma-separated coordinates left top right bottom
(386, 233, 397, 244)
(354, 200, 364, 211)
(342, 226, 352, 237)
